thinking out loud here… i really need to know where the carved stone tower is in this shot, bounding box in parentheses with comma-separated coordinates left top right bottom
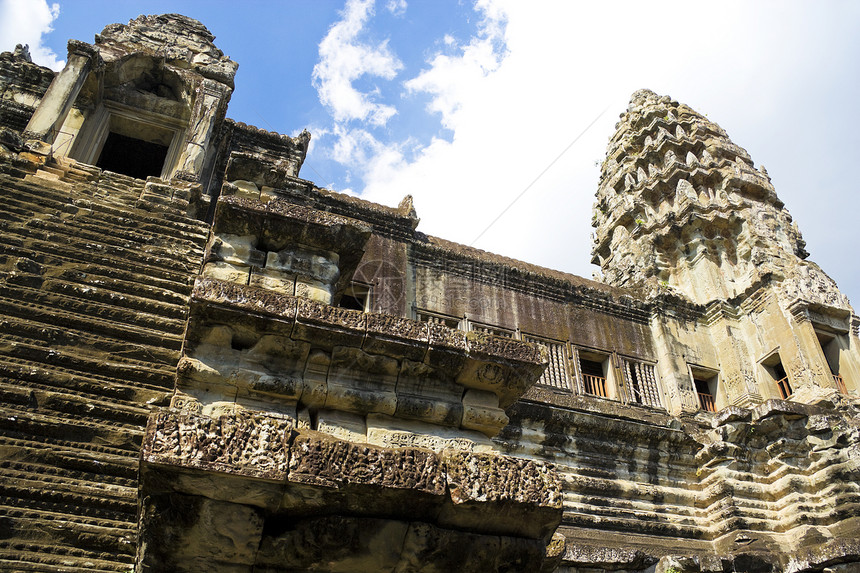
(593, 89, 859, 409)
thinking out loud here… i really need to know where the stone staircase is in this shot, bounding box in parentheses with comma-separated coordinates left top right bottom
(0, 157, 208, 571)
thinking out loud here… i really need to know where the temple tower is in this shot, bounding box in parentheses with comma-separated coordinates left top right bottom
(593, 89, 859, 409)
(23, 14, 238, 185)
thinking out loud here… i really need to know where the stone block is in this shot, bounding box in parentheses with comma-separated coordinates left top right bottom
(255, 515, 408, 571)
(461, 388, 509, 437)
(230, 179, 261, 200)
(712, 405, 752, 427)
(301, 349, 330, 409)
(753, 399, 811, 422)
(287, 430, 444, 493)
(396, 521, 546, 573)
(438, 449, 563, 540)
(142, 409, 292, 481)
(137, 493, 264, 572)
(292, 297, 366, 348)
(295, 275, 332, 303)
(394, 359, 463, 427)
(191, 277, 299, 328)
(202, 261, 251, 285)
(207, 233, 265, 267)
(425, 322, 467, 374)
(317, 408, 368, 443)
(364, 313, 429, 362)
(213, 195, 264, 237)
(325, 346, 398, 415)
(249, 267, 296, 294)
(365, 414, 494, 453)
(283, 430, 446, 519)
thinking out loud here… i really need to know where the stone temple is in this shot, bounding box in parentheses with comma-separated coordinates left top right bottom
(0, 13, 858, 573)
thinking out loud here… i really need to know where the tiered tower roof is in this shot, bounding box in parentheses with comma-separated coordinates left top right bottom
(592, 89, 809, 304)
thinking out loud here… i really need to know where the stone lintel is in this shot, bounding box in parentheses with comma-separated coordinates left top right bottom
(440, 449, 563, 541)
(786, 297, 852, 334)
(141, 409, 292, 482)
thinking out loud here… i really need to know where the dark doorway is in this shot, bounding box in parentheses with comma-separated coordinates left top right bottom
(97, 131, 169, 180)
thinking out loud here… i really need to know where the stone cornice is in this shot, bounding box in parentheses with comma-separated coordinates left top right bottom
(188, 277, 548, 408)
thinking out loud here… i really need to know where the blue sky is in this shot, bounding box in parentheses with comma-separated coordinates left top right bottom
(2, 0, 859, 308)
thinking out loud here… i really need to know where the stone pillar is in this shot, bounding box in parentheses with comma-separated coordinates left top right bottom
(172, 78, 231, 181)
(708, 312, 762, 408)
(650, 314, 699, 414)
(23, 40, 98, 144)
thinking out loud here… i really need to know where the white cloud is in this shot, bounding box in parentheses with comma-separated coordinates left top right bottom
(404, 0, 507, 129)
(343, 0, 860, 307)
(312, 0, 403, 126)
(0, 0, 63, 70)
(308, 0, 860, 305)
(386, 0, 406, 17)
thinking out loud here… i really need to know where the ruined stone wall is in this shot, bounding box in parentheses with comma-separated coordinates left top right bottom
(0, 45, 55, 133)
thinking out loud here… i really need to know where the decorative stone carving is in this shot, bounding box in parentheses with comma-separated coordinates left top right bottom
(142, 409, 292, 480)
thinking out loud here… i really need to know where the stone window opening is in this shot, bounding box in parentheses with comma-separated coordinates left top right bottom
(67, 104, 186, 180)
(761, 352, 791, 399)
(522, 334, 572, 393)
(337, 282, 372, 312)
(689, 365, 719, 412)
(815, 330, 847, 393)
(575, 349, 612, 399)
(57, 56, 192, 181)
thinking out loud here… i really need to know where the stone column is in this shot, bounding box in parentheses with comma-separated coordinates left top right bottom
(708, 311, 762, 408)
(650, 314, 699, 414)
(24, 40, 98, 144)
(172, 78, 231, 181)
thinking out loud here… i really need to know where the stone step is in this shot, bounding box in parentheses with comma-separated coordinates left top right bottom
(0, 179, 203, 247)
(23, 216, 204, 270)
(37, 165, 66, 178)
(0, 505, 134, 538)
(0, 353, 175, 406)
(0, 406, 145, 453)
(0, 338, 176, 389)
(0, 379, 152, 429)
(0, 291, 184, 351)
(0, 313, 179, 368)
(0, 436, 138, 480)
(0, 272, 188, 321)
(3, 220, 201, 278)
(0, 243, 193, 299)
(0, 458, 136, 491)
(0, 545, 133, 572)
(0, 469, 136, 515)
(0, 230, 200, 287)
(0, 282, 187, 337)
(0, 173, 209, 241)
(0, 510, 136, 558)
(562, 501, 703, 539)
